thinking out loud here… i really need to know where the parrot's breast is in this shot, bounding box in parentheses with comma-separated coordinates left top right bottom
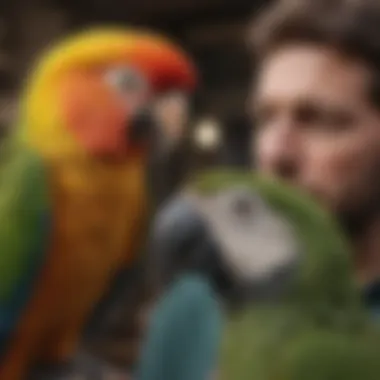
(47, 159, 147, 323)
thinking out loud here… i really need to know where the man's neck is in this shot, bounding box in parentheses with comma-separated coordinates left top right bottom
(355, 215, 380, 286)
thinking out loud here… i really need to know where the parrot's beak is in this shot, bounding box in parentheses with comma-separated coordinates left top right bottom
(147, 194, 235, 298)
(128, 106, 155, 145)
(126, 89, 191, 153)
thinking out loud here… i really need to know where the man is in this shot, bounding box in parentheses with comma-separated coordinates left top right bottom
(250, 0, 380, 308)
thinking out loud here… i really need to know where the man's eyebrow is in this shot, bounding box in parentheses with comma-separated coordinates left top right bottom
(295, 97, 353, 113)
(249, 95, 356, 121)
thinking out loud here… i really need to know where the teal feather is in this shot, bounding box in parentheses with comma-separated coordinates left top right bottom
(136, 273, 223, 380)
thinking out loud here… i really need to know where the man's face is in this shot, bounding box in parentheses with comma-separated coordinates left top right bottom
(252, 45, 380, 231)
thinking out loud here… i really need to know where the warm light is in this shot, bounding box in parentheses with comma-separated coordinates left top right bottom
(193, 117, 222, 150)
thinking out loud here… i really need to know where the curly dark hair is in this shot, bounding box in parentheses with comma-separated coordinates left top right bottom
(249, 0, 380, 106)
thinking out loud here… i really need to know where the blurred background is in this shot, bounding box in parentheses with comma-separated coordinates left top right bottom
(0, 0, 270, 176)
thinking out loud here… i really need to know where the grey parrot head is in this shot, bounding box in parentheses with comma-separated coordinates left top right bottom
(147, 183, 301, 305)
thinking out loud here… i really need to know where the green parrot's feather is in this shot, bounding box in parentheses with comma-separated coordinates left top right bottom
(221, 305, 380, 380)
(276, 328, 380, 380)
(0, 134, 51, 351)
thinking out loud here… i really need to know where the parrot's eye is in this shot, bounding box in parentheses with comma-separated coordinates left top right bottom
(232, 195, 255, 220)
(104, 67, 148, 95)
(215, 189, 256, 221)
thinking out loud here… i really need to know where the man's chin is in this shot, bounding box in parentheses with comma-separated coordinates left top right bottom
(297, 188, 368, 238)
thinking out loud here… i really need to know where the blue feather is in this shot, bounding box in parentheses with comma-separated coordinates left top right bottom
(136, 273, 223, 380)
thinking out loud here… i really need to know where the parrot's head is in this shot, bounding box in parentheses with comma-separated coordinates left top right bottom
(19, 27, 196, 162)
(149, 170, 359, 312)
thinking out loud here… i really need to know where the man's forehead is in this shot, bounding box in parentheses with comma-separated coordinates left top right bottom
(254, 44, 371, 106)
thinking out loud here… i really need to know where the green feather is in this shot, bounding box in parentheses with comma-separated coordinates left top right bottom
(0, 134, 50, 303)
(220, 304, 380, 380)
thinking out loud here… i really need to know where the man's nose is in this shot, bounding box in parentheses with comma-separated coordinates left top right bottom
(257, 124, 301, 180)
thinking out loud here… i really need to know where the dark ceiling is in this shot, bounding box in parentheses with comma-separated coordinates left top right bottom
(0, 0, 269, 119)
(56, 0, 266, 29)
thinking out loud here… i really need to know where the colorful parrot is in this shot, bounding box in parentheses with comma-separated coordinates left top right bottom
(0, 27, 196, 380)
(136, 170, 380, 380)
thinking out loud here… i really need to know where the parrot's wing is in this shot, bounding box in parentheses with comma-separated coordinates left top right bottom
(0, 137, 51, 352)
(274, 329, 380, 380)
(221, 306, 300, 380)
(221, 305, 380, 380)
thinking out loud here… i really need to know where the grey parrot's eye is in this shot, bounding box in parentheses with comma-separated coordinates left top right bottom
(231, 195, 256, 221)
(216, 189, 257, 222)
(104, 67, 147, 95)
(233, 196, 253, 219)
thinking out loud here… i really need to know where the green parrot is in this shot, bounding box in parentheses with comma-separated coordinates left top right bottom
(136, 169, 380, 380)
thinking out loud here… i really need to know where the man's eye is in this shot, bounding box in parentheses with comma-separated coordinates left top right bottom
(295, 105, 320, 125)
(296, 105, 355, 132)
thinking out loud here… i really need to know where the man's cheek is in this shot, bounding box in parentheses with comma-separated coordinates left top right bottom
(306, 147, 366, 209)
(301, 150, 344, 203)
(307, 138, 360, 179)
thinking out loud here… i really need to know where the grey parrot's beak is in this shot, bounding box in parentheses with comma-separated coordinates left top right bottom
(147, 194, 233, 297)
